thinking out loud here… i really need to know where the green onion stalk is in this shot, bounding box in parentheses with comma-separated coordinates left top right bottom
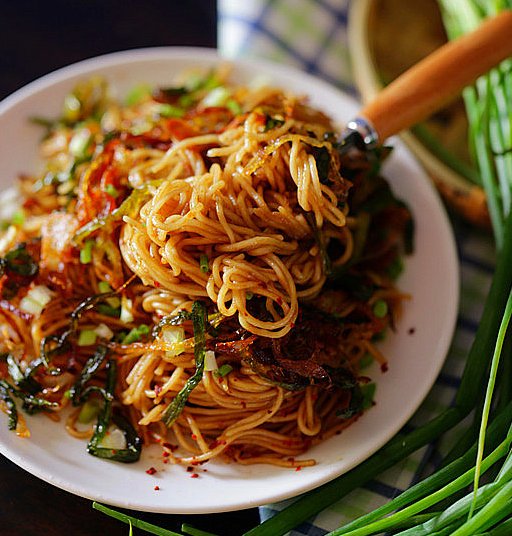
(93, 4, 512, 535)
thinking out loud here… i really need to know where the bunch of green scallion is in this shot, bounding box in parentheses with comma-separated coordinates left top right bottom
(93, 2, 512, 534)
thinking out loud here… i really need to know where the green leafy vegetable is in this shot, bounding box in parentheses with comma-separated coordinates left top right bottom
(0, 378, 57, 416)
(152, 309, 193, 338)
(0, 380, 18, 430)
(0, 242, 38, 278)
(6, 354, 41, 394)
(68, 345, 109, 406)
(84, 357, 142, 463)
(161, 301, 207, 427)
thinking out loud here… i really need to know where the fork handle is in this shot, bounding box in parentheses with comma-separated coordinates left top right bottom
(359, 10, 512, 142)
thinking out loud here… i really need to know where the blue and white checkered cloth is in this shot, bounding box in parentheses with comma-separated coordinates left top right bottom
(218, 1, 494, 533)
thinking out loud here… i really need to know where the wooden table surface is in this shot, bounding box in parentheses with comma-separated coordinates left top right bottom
(0, 2, 260, 534)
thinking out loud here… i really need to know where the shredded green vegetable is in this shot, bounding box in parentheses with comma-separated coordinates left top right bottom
(161, 301, 207, 427)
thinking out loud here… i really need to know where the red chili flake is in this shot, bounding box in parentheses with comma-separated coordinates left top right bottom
(408, 327, 416, 335)
(162, 442, 178, 452)
(191, 433, 198, 441)
(163, 451, 170, 458)
(295, 466, 302, 472)
(154, 281, 161, 288)
(154, 485, 160, 491)
(190, 473, 199, 478)
(146, 467, 157, 475)
(380, 363, 389, 373)
(290, 322, 295, 329)
(186, 466, 194, 472)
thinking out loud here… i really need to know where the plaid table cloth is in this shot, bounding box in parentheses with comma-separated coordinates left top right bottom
(218, 1, 494, 534)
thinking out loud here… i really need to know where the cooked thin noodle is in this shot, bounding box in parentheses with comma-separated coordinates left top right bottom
(0, 69, 412, 467)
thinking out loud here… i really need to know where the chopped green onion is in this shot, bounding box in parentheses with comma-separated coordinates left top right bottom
(246, 292, 254, 301)
(361, 383, 376, 410)
(29, 285, 53, 305)
(98, 427, 127, 450)
(98, 281, 120, 308)
(69, 128, 92, 159)
(63, 93, 81, 123)
(78, 329, 98, 347)
(215, 364, 233, 378)
(122, 324, 150, 344)
(199, 254, 209, 273)
(157, 104, 184, 118)
(162, 326, 185, 344)
(78, 399, 101, 424)
(178, 94, 195, 108)
(80, 239, 94, 264)
(226, 98, 242, 115)
(162, 325, 185, 357)
(11, 210, 25, 226)
(185, 71, 220, 92)
(120, 295, 134, 324)
(98, 281, 112, 293)
(204, 350, 218, 372)
(202, 86, 230, 107)
(124, 84, 152, 106)
(95, 323, 114, 340)
(19, 285, 54, 316)
(372, 300, 388, 318)
(103, 184, 119, 198)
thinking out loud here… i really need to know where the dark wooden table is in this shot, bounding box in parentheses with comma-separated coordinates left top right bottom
(0, 2, 260, 534)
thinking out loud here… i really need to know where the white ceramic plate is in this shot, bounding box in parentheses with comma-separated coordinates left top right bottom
(0, 48, 459, 514)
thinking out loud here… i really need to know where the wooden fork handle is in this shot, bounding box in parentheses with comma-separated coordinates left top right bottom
(359, 10, 512, 142)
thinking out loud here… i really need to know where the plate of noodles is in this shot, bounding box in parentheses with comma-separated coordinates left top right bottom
(0, 48, 458, 513)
